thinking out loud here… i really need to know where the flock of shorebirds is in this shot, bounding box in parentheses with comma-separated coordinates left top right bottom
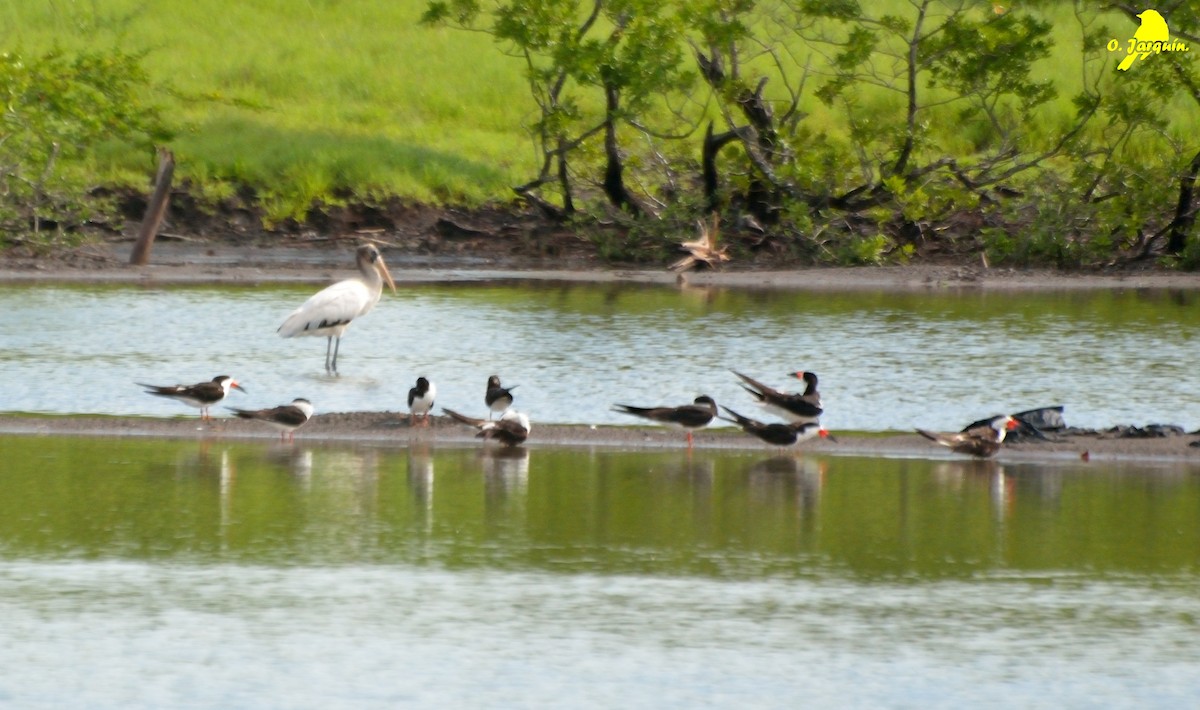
(136, 244, 1030, 458)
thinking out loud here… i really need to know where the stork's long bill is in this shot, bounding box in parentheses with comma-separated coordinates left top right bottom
(372, 248, 396, 294)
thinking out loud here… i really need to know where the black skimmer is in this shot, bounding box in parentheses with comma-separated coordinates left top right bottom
(1011, 406, 1065, 431)
(719, 405, 830, 448)
(485, 375, 517, 419)
(443, 407, 530, 447)
(138, 375, 246, 420)
(229, 398, 314, 441)
(408, 376, 437, 427)
(962, 406, 1065, 443)
(277, 244, 396, 373)
(733, 370, 823, 424)
(612, 395, 718, 447)
(917, 415, 1019, 458)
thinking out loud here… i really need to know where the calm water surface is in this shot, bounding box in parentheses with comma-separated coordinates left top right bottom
(2, 283, 1200, 430)
(1, 435, 1198, 707)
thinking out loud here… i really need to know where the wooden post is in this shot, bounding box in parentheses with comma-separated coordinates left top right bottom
(129, 148, 175, 266)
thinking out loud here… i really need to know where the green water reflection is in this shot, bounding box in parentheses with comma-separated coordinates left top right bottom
(1, 435, 1198, 579)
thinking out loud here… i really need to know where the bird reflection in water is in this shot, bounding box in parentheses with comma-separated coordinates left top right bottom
(169, 439, 226, 478)
(262, 446, 314, 480)
(168, 443, 241, 546)
(480, 448, 531, 531)
(407, 444, 436, 533)
(482, 447, 530, 500)
(672, 454, 717, 498)
(932, 459, 1014, 520)
(745, 455, 827, 521)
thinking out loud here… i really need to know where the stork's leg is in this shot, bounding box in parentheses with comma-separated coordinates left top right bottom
(324, 337, 334, 372)
(331, 337, 341, 373)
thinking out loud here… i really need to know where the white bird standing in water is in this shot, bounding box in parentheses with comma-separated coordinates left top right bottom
(278, 244, 396, 373)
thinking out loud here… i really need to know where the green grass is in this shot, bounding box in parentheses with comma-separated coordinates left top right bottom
(0, 0, 1192, 223)
(1, 0, 536, 209)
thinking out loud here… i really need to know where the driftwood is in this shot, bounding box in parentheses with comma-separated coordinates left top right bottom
(129, 148, 175, 266)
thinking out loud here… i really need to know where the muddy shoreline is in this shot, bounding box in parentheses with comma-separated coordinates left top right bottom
(2, 412, 1198, 464)
(4, 239, 1200, 291)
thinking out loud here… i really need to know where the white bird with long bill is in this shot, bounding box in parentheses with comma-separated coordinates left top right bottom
(278, 244, 396, 373)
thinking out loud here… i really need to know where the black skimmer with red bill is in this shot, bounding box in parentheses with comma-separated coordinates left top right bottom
(443, 407, 530, 447)
(917, 415, 1019, 458)
(612, 395, 718, 448)
(962, 406, 1065, 442)
(229, 398, 314, 442)
(485, 375, 517, 419)
(138, 375, 246, 420)
(408, 377, 437, 426)
(277, 244, 396, 373)
(733, 370, 823, 424)
(719, 405, 830, 448)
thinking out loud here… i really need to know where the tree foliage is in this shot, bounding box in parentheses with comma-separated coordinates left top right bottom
(424, 0, 1200, 267)
(0, 47, 170, 244)
(423, 0, 694, 217)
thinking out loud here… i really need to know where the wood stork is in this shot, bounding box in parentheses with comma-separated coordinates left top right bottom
(278, 244, 396, 373)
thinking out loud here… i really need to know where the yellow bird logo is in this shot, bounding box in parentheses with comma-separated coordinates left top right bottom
(1118, 9, 1170, 71)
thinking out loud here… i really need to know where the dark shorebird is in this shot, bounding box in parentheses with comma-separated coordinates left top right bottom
(277, 244, 396, 373)
(443, 407, 530, 447)
(612, 395, 718, 448)
(733, 370, 823, 424)
(138, 375, 246, 420)
(719, 405, 830, 448)
(918, 415, 1019, 458)
(962, 406, 1065, 442)
(407, 377, 437, 427)
(485, 375, 517, 419)
(229, 398, 314, 442)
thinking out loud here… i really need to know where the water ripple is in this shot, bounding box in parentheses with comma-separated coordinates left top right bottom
(2, 284, 1197, 431)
